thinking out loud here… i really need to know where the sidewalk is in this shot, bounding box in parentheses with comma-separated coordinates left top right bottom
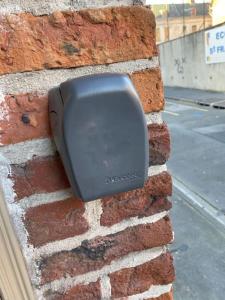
(165, 86, 225, 109)
(171, 190, 225, 300)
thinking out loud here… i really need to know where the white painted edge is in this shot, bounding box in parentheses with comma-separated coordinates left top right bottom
(0, 182, 35, 300)
(124, 284, 172, 300)
(0, 58, 159, 94)
(34, 210, 169, 259)
(0, 0, 146, 16)
(41, 246, 166, 294)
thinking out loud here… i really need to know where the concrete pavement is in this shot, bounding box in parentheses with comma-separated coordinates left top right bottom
(171, 190, 225, 300)
(165, 87, 225, 109)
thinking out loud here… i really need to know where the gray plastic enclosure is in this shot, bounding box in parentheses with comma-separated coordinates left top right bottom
(49, 73, 149, 201)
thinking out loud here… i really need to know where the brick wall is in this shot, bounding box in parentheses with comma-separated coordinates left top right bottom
(0, 1, 174, 299)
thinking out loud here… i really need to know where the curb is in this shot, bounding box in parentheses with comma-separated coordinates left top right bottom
(166, 96, 225, 110)
(173, 177, 225, 234)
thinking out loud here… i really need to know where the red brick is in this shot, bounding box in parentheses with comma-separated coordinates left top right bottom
(0, 7, 157, 75)
(100, 196, 172, 226)
(131, 68, 164, 113)
(0, 94, 49, 145)
(145, 290, 173, 300)
(148, 123, 171, 166)
(110, 253, 175, 298)
(101, 172, 172, 226)
(0, 70, 165, 146)
(45, 281, 101, 300)
(40, 217, 173, 284)
(25, 197, 89, 247)
(11, 155, 69, 200)
(146, 172, 172, 197)
(11, 152, 171, 201)
(101, 196, 171, 227)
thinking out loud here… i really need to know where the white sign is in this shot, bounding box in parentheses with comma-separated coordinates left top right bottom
(205, 25, 225, 64)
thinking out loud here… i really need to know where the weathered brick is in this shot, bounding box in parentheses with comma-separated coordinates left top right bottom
(45, 281, 101, 300)
(40, 217, 173, 284)
(145, 290, 173, 300)
(145, 172, 172, 197)
(0, 3, 174, 298)
(0, 7, 157, 75)
(101, 196, 171, 227)
(25, 197, 89, 247)
(110, 253, 175, 298)
(0, 94, 49, 145)
(11, 149, 171, 202)
(148, 123, 170, 166)
(11, 156, 171, 202)
(101, 171, 172, 226)
(131, 68, 164, 113)
(11, 155, 69, 200)
(0, 70, 165, 146)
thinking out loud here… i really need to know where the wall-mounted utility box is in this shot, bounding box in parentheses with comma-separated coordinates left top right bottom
(49, 74, 149, 201)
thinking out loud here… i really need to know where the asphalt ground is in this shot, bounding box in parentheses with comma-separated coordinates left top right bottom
(163, 100, 225, 215)
(163, 99, 225, 299)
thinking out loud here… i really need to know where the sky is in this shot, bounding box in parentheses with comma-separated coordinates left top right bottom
(146, 0, 211, 4)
